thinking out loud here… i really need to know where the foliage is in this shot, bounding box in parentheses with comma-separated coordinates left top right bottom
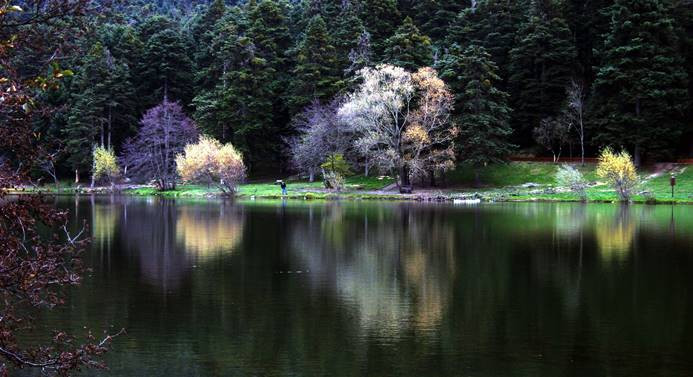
(590, 0, 689, 164)
(122, 99, 199, 190)
(288, 15, 341, 113)
(596, 147, 639, 201)
(339, 64, 456, 190)
(556, 164, 588, 200)
(0, 1, 122, 374)
(92, 146, 120, 184)
(533, 116, 571, 163)
(507, 0, 576, 143)
(176, 135, 246, 193)
(320, 153, 351, 190)
(439, 44, 514, 184)
(382, 17, 432, 71)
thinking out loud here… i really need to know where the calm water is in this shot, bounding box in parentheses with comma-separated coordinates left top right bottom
(26, 197, 693, 376)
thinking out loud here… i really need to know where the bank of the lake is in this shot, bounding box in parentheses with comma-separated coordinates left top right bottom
(11, 162, 693, 204)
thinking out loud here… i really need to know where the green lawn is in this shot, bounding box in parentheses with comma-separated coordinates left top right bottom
(14, 163, 693, 203)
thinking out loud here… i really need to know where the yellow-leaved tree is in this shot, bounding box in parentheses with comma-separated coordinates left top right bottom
(92, 146, 120, 187)
(176, 136, 246, 193)
(596, 147, 638, 201)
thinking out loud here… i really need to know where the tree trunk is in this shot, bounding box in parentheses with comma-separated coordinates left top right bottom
(75, 169, 79, 184)
(399, 165, 411, 192)
(633, 145, 641, 167)
(474, 169, 481, 188)
(309, 170, 314, 182)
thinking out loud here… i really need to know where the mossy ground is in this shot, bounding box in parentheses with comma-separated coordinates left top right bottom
(13, 162, 693, 203)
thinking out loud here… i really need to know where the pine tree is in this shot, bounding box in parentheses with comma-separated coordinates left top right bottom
(591, 0, 689, 164)
(358, 0, 401, 56)
(382, 17, 432, 71)
(191, 0, 226, 90)
(439, 44, 514, 184)
(410, 0, 470, 43)
(332, 0, 364, 69)
(447, 0, 522, 89)
(288, 16, 341, 113)
(137, 16, 195, 108)
(507, 0, 576, 145)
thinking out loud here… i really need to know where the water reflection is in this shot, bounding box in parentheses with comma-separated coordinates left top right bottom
(289, 204, 456, 337)
(88, 197, 245, 290)
(35, 198, 693, 377)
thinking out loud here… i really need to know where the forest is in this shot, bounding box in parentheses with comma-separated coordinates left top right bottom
(3, 0, 693, 186)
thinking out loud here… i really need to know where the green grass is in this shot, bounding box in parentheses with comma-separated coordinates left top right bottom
(12, 163, 693, 204)
(446, 162, 599, 187)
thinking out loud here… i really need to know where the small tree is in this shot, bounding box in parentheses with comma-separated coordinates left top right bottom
(176, 136, 246, 193)
(320, 153, 351, 191)
(122, 99, 198, 190)
(556, 164, 588, 201)
(91, 145, 120, 187)
(288, 98, 351, 181)
(596, 147, 638, 202)
(534, 116, 570, 163)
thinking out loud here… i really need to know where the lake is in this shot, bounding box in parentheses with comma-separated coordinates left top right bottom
(25, 197, 693, 376)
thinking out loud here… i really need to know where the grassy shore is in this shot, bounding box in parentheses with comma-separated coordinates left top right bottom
(11, 162, 693, 203)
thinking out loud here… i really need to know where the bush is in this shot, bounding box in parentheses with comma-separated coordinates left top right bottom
(92, 146, 119, 186)
(176, 136, 246, 193)
(555, 164, 588, 201)
(596, 147, 638, 201)
(321, 153, 351, 191)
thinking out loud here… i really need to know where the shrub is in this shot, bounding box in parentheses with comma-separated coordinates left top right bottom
(321, 153, 351, 191)
(555, 164, 588, 201)
(92, 146, 119, 186)
(596, 147, 638, 201)
(176, 136, 246, 193)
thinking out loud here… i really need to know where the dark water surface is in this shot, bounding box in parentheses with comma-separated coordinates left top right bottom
(28, 197, 693, 376)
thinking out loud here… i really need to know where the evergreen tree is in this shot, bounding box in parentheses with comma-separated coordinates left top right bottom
(411, 0, 470, 43)
(439, 45, 514, 184)
(591, 0, 689, 164)
(383, 17, 432, 71)
(63, 42, 135, 175)
(288, 16, 341, 113)
(137, 16, 195, 108)
(507, 0, 576, 145)
(332, 0, 364, 69)
(358, 0, 401, 56)
(190, 0, 226, 90)
(447, 0, 522, 89)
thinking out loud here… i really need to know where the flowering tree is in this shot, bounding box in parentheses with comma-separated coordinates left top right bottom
(176, 136, 246, 193)
(91, 146, 120, 187)
(287, 98, 352, 181)
(338, 64, 456, 191)
(122, 99, 198, 190)
(596, 147, 638, 201)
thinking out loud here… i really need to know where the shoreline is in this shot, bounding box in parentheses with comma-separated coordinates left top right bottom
(7, 186, 692, 205)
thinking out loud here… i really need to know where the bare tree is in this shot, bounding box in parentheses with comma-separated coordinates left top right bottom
(534, 116, 571, 163)
(39, 149, 61, 187)
(288, 98, 351, 181)
(122, 98, 198, 190)
(565, 79, 586, 165)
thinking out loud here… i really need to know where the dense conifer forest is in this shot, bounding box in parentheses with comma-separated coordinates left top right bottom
(5, 0, 693, 179)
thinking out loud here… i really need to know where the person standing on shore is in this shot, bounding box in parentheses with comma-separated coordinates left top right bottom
(280, 180, 287, 195)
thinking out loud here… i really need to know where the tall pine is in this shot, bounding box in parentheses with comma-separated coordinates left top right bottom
(507, 0, 576, 145)
(439, 44, 514, 184)
(382, 17, 433, 70)
(591, 0, 689, 163)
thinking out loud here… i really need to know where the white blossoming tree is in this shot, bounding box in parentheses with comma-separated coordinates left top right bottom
(338, 64, 457, 192)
